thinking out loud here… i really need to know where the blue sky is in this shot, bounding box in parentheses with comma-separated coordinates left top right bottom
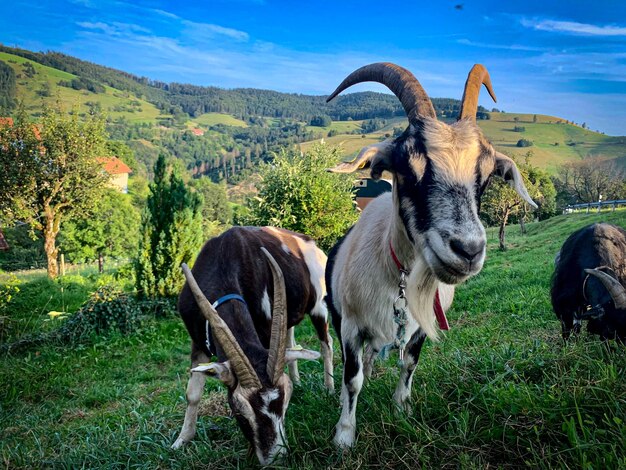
(1, 0, 625, 135)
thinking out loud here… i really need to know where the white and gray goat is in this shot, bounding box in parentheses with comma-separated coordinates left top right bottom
(324, 63, 537, 448)
(173, 226, 333, 464)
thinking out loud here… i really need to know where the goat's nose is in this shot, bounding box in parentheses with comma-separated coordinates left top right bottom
(449, 238, 485, 263)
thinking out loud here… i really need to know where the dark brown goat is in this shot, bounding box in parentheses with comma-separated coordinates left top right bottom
(552, 223, 626, 340)
(172, 226, 333, 465)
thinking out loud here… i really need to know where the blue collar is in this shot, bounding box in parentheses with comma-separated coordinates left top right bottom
(212, 294, 247, 309)
(205, 294, 247, 352)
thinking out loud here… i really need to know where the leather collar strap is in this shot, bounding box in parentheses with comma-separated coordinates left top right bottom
(205, 294, 248, 351)
(389, 241, 449, 331)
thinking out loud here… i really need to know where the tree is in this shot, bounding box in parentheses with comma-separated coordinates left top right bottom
(135, 155, 203, 298)
(481, 155, 551, 250)
(0, 105, 109, 278)
(558, 159, 625, 205)
(245, 143, 358, 251)
(189, 178, 232, 239)
(59, 189, 141, 271)
(0, 60, 17, 113)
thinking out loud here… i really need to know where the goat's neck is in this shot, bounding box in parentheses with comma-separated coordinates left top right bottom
(386, 196, 418, 274)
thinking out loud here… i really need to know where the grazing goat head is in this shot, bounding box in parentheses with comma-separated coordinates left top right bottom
(180, 248, 319, 465)
(327, 63, 536, 286)
(551, 223, 626, 341)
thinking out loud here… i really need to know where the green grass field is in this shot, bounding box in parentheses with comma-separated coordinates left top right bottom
(0, 52, 163, 123)
(300, 113, 626, 175)
(2, 209, 626, 468)
(191, 113, 248, 128)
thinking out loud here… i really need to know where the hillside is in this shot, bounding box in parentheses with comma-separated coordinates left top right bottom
(302, 114, 626, 175)
(0, 51, 164, 123)
(1, 45, 625, 180)
(3, 209, 626, 468)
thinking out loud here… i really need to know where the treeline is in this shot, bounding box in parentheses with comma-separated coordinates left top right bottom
(0, 45, 486, 123)
(0, 60, 16, 112)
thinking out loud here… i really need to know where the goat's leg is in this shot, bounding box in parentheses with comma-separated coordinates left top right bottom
(287, 326, 301, 385)
(334, 322, 364, 448)
(172, 343, 209, 449)
(362, 344, 378, 379)
(393, 330, 426, 413)
(310, 310, 334, 392)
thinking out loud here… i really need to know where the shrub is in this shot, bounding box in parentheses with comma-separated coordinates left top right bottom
(1, 286, 176, 354)
(516, 139, 533, 148)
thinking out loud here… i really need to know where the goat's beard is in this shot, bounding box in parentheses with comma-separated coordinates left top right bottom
(405, 257, 441, 342)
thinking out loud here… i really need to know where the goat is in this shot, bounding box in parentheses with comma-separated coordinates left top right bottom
(324, 62, 537, 448)
(551, 222, 626, 341)
(172, 226, 333, 464)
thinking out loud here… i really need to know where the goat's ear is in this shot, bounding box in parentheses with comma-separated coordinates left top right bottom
(285, 348, 321, 363)
(494, 152, 538, 208)
(328, 140, 394, 180)
(191, 362, 235, 387)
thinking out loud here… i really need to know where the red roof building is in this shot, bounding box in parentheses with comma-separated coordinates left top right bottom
(97, 156, 133, 193)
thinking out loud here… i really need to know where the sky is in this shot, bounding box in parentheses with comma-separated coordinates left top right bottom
(1, 0, 625, 135)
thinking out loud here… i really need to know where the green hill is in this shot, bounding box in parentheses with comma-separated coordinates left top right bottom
(1, 44, 625, 179)
(302, 114, 626, 175)
(0, 51, 164, 123)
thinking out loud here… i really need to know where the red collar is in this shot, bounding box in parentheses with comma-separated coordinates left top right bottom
(389, 241, 449, 331)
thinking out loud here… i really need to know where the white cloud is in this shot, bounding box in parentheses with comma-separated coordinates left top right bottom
(521, 18, 626, 37)
(181, 20, 249, 42)
(457, 38, 546, 52)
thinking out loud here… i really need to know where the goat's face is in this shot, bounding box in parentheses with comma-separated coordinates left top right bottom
(390, 118, 525, 283)
(327, 63, 536, 285)
(228, 373, 292, 465)
(194, 348, 318, 465)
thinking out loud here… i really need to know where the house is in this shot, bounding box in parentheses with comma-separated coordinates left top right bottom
(98, 156, 133, 193)
(191, 128, 204, 136)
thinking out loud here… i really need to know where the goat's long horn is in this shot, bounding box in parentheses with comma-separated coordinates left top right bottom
(326, 62, 436, 120)
(262, 248, 288, 385)
(181, 263, 262, 389)
(584, 268, 626, 310)
(458, 64, 497, 121)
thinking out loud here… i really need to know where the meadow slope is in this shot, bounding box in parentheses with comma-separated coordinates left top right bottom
(2, 209, 626, 468)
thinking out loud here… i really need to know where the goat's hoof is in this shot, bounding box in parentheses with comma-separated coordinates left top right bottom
(393, 400, 412, 416)
(333, 426, 355, 449)
(171, 438, 186, 450)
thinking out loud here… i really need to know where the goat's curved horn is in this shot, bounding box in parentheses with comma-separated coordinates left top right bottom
(181, 263, 262, 389)
(458, 64, 497, 121)
(326, 62, 436, 120)
(262, 247, 288, 385)
(584, 268, 626, 310)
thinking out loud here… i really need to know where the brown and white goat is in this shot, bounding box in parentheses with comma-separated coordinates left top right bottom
(172, 226, 333, 464)
(324, 63, 537, 448)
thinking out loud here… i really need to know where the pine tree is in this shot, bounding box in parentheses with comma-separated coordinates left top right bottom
(135, 155, 203, 298)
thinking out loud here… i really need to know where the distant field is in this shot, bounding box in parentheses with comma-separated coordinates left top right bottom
(192, 112, 247, 128)
(0, 52, 163, 123)
(299, 133, 382, 157)
(305, 119, 364, 135)
(300, 113, 626, 174)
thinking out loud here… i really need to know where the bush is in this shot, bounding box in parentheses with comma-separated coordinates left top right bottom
(244, 143, 358, 251)
(309, 115, 331, 127)
(516, 139, 533, 148)
(513, 126, 526, 132)
(0, 272, 20, 316)
(1, 286, 176, 354)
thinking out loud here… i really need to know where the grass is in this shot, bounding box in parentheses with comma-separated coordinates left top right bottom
(300, 113, 626, 175)
(2, 211, 626, 468)
(192, 113, 248, 128)
(0, 51, 163, 123)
